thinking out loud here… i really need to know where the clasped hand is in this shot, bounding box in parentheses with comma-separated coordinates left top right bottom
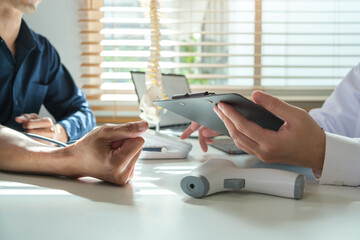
(15, 113, 68, 143)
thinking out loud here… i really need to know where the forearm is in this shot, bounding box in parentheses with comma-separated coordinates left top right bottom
(0, 126, 75, 176)
(0, 121, 148, 185)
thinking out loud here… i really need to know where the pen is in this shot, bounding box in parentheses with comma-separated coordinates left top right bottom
(143, 147, 168, 152)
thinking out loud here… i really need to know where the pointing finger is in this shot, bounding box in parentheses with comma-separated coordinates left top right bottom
(180, 121, 200, 139)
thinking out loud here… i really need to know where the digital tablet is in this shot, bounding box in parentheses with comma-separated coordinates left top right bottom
(153, 92, 284, 136)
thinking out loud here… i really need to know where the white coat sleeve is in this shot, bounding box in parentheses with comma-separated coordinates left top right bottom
(318, 132, 360, 186)
(309, 63, 360, 137)
(309, 63, 360, 186)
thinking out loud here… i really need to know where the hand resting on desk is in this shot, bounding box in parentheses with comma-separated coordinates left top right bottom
(0, 121, 148, 185)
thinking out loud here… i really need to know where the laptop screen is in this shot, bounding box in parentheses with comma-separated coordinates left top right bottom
(130, 71, 191, 127)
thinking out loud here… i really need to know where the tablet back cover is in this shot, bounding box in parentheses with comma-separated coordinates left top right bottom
(153, 93, 284, 136)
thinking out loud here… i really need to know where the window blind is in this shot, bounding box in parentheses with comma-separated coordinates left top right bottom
(79, 0, 360, 123)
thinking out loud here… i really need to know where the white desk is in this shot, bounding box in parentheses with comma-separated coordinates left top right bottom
(1, 139, 360, 240)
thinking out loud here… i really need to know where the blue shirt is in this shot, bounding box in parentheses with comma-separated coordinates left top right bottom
(0, 20, 96, 141)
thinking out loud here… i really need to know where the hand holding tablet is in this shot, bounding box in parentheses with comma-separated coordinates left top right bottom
(153, 92, 284, 136)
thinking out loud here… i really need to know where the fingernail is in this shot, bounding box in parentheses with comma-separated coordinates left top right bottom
(136, 121, 148, 131)
(253, 90, 264, 104)
(217, 102, 224, 111)
(213, 105, 219, 114)
(17, 116, 26, 120)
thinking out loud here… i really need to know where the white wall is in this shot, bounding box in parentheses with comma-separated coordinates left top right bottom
(23, 0, 86, 87)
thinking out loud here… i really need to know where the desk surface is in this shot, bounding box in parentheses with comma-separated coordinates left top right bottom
(1, 139, 360, 240)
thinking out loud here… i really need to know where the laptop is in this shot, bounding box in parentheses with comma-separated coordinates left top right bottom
(130, 71, 245, 154)
(130, 71, 193, 136)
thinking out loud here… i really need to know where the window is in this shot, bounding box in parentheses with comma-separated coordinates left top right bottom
(80, 0, 360, 123)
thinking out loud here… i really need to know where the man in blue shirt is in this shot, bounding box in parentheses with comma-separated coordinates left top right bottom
(0, 0, 95, 143)
(0, 0, 149, 186)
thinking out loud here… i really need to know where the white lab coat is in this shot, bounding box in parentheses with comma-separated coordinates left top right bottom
(309, 63, 360, 186)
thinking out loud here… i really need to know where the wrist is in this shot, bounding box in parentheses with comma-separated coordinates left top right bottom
(26, 145, 79, 177)
(311, 128, 326, 171)
(312, 168, 322, 180)
(55, 123, 69, 143)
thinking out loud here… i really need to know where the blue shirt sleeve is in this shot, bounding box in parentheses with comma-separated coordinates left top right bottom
(41, 38, 96, 142)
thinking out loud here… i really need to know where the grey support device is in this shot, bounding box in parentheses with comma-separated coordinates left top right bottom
(180, 159, 306, 199)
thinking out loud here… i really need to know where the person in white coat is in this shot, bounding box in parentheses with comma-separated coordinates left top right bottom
(181, 63, 360, 187)
(309, 63, 360, 186)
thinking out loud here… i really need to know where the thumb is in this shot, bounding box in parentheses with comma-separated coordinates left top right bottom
(252, 90, 294, 119)
(15, 116, 27, 123)
(104, 121, 149, 141)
